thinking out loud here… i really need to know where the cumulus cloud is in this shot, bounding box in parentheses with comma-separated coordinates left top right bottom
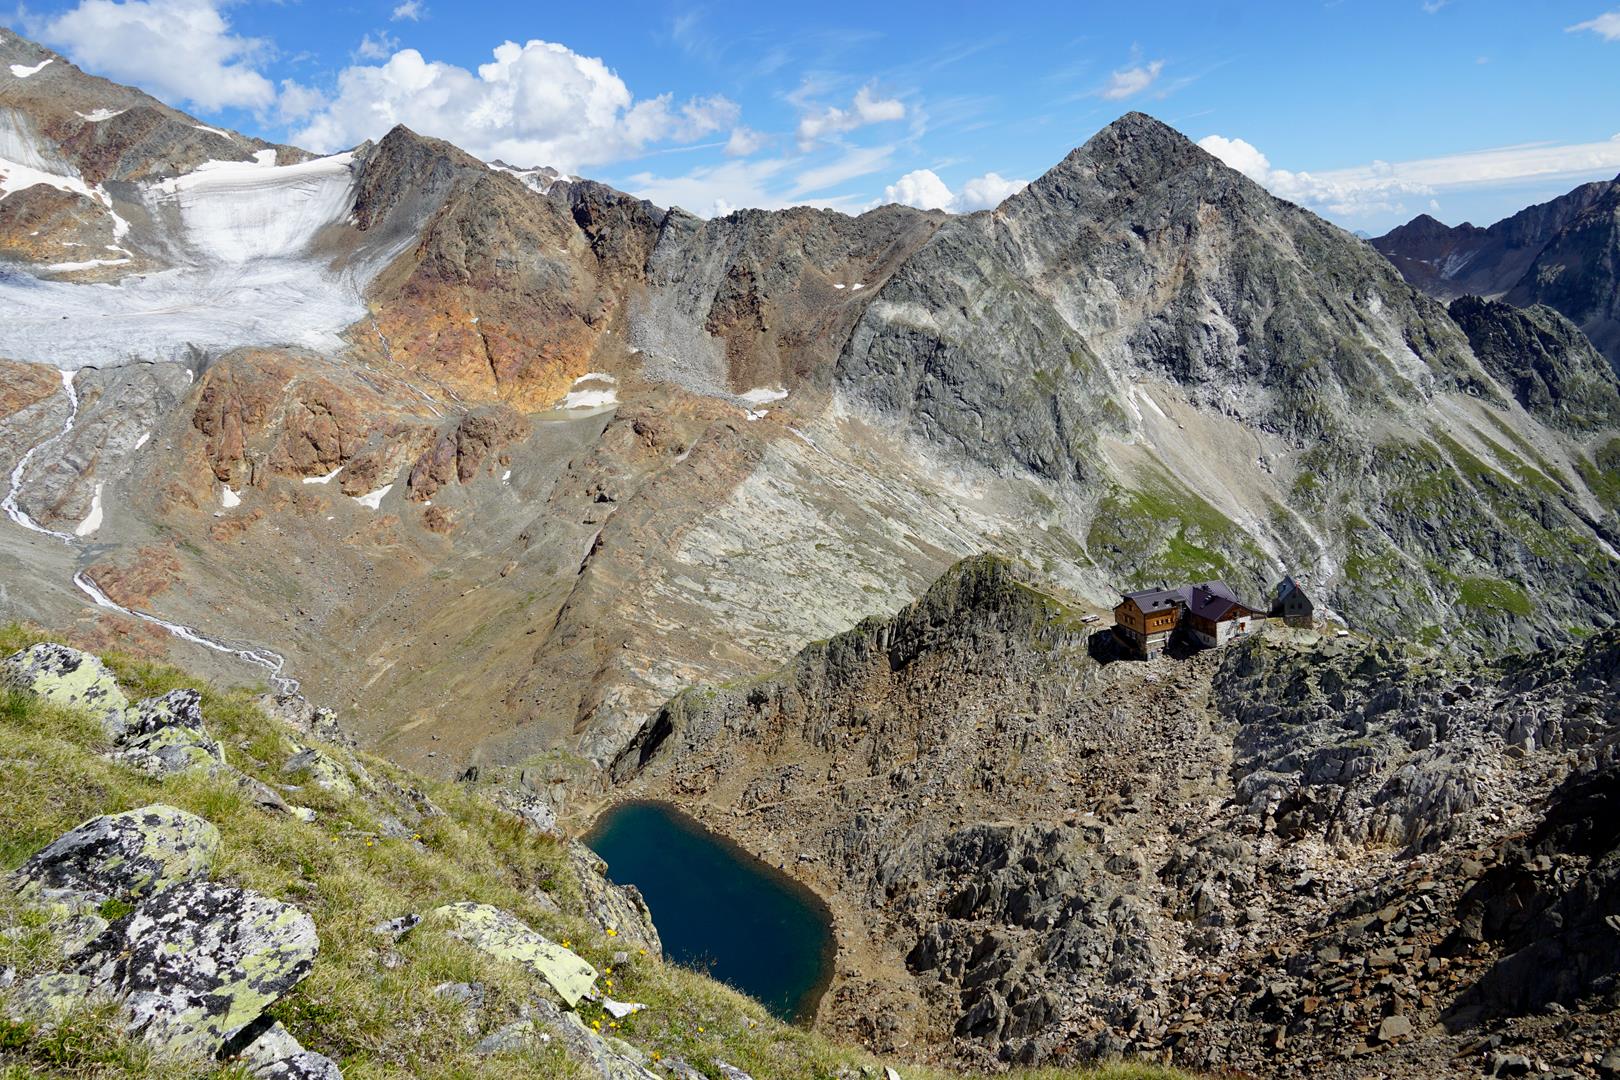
(880, 168, 1027, 213)
(796, 84, 906, 148)
(275, 78, 325, 123)
(391, 1, 425, 21)
(1198, 134, 1432, 216)
(30, 0, 275, 111)
(1098, 59, 1163, 101)
(1198, 132, 1620, 219)
(291, 40, 738, 172)
(1567, 11, 1620, 40)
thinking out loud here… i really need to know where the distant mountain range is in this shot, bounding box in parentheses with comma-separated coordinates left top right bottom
(1372, 175, 1620, 371)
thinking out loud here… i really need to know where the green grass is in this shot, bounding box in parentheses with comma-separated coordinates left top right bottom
(0, 625, 1198, 1080)
(1457, 577, 1533, 618)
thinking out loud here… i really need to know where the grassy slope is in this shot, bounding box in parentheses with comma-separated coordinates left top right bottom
(0, 624, 1190, 1080)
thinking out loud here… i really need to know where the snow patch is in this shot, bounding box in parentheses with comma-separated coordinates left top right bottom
(833, 283, 845, 290)
(46, 256, 131, 273)
(746, 409, 768, 421)
(76, 108, 125, 123)
(134, 432, 150, 450)
(561, 387, 618, 409)
(851, 282, 865, 290)
(73, 482, 104, 536)
(302, 465, 342, 485)
(739, 386, 788, 405)
(574, 372, 618, 385)
(501, 469, 512, 482)
(220, 485, 241, 508)
(152, 151, 356, 264)
(9, 59, 51, 78)
(354, 484, 392, 510)
(192, 124, 233, 140)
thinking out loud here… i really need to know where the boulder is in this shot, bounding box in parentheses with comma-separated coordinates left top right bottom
(283, 746, 356, 796)
(12, 804, 219, 904)
(3, 972, 99, 1026)
(2, 643, 129, 737)
(115, 689, 227, 777)
(425, 902, 597, 1007)
(235, 1019, 344, 1080)
(70, 880, 319, 1058)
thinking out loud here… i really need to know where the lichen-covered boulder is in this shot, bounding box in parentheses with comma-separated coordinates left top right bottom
(425, 902, 598, 1007)
(283, 746, 356, 796)
(115, 690, 226, 778)
(2, 643, 129, 737)
(71, 880, 319, 1058)
(235, 1019, 344, 1080)
(12, 804, 219, 904)
(3, 972, 99, 1026)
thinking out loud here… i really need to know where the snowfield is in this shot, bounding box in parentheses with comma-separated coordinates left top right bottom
(0, 149, 409, 370)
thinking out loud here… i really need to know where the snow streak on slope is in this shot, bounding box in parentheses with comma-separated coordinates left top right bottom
(2, 370, 301, 693)
(1, 370, 79, 543)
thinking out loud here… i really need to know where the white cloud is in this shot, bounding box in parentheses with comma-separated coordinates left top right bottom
(879, 167, 1027, 213)
(795, 84, 905, 148)
(1198, 132, 1620, 219)
(30, 0, 275, 111)
(275, 78, 324, 123)
(1098, 59, 1163, 101)
(625, 157, 793, 217)
(1198, 134, 1432, 217)
(357, 31, 399, 61)
(1567, 11, 1620, 40)
(791, 144, 895, 195)
(391, 1, 425, 21)
(724, 126, 765, 157)
(291, 40, 738, 172)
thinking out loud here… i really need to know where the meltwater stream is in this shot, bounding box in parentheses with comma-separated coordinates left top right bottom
(2, 371, 300, 695)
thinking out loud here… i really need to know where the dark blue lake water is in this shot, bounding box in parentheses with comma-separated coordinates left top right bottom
(584, 800, 835, 1023)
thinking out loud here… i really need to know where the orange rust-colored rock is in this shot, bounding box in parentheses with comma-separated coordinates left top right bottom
(405, 405, 530, 502)
(86, 544, 183, 608)
(0, 358, 64, 420)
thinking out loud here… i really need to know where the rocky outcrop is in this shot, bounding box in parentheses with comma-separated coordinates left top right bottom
(68, 880, 319, 1058)
(615, 555, 1620, 1076)
(567, 843, 662, 956)
(1448, 297, 1620, 432)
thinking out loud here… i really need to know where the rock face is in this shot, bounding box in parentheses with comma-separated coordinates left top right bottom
(12, 804, 219, 903)
(567, 842, 663, 956)
(614, 555, 1620, 1076)
(1447, 296, 1620, 432)
(116, 688, 227, 777)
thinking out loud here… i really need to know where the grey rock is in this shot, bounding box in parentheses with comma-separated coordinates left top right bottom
(236, 1019, 343, 1080)
(12, 803, 219, 903)
(115, 689, 227, 777)
(1, 643, 128, 736)
(69, 879, 320, 1058)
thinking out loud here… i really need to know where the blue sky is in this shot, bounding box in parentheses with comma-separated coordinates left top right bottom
(10, 0, 1620, 229)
